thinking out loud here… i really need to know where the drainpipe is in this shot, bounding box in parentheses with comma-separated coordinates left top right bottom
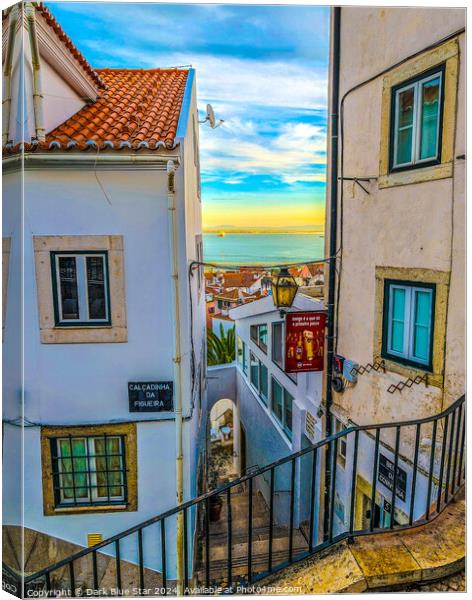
(323, 6, 341, 542)
(2, 4, 20, 145)
(25, 2, 45, 141)
(167, 160, 185, 594)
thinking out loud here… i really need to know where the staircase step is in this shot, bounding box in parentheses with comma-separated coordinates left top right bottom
(195, 546, 310, 583)
(209, 532, 308, 561)
(209, 515, 269, 535)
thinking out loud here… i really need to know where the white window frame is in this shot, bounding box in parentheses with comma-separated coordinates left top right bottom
(392, 70, 443, 169)
(56, 436, 125, 505)
(54, 253, 110, 324)
(387, 284, 434, 366)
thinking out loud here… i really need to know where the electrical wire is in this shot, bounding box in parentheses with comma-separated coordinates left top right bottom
(335, 27, 465, 354)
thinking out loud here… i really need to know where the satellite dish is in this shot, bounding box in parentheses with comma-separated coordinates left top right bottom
(199, 104, 224, 129)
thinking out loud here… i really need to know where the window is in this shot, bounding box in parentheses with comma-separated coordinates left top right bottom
(260, 363, 268, 403)
(334, 418, 347, 469)
(237, 336, 247, 374)
(390, 67, 444, 171)
(272, 321, 284, 368)
(250, 351, 259, 390)
(271, 377, 293, 439)
(250, 323, 268, 353)
(52, 435, 126, 507)
(51, 252, 110, 326)
(382, 280, 435, 369)
(41, 423, 137, 515)
(249, 352, 268, 405)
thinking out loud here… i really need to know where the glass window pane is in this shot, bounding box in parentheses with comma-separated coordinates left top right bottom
(284, 391, 293, 434)
(415, 290, 432, 326)
(396, 127, 413, 165)
(94, 437, 123, 499)
(250, 353, 259, 390)
(242, 341, 247, 373)
(413, 326, 429, 361)
(272, 379, 283, 423)
(419, 77, 440, 160)
(59, 438, 88, 500)
(413, 290, 432, 361)
(237, 337, 243, 365)
(390, 287, 405, 353)
(398, 87, 415, 127)
(87, 256, 106, 319)
(272, 322, 283, 367)
(395, 87, 414, 165)
(391, 322, 404, 353)
(260, 363, 268, 401)
(58, 256, 79, 319)
(259, 324, 268, 350)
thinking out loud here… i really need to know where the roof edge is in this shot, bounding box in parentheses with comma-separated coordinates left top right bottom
(175, 68, 195, 139)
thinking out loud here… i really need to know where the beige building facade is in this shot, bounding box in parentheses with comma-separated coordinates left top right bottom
(325, 7, 465, 428)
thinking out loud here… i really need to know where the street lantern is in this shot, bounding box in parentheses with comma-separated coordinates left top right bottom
(271, 267, 298, 314)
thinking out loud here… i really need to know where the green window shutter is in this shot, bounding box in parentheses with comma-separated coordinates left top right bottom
(419, 77, 441, 160)
(412, 290, 432, 361)
(390, 287, 406, 353)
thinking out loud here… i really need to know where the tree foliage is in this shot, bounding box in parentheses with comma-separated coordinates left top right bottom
(207, 323, 236, 366)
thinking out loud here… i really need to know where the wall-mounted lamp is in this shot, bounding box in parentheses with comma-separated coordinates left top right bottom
(271, 267, 298, 317)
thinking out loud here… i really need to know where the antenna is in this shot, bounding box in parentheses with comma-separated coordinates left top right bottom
(199, 104, 224, 129)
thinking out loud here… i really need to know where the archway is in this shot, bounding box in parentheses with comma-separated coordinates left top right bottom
(207, 398, 242, 488)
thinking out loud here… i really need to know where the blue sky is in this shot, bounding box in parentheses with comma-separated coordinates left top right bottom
(47, 1, 329, 230)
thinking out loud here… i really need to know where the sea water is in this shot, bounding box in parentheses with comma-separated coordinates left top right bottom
(203, 233, 325, 266)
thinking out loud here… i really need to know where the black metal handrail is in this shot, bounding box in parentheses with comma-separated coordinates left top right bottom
(17, 394, 465, 596)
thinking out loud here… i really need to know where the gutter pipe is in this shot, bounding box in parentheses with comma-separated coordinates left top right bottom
(2, 4, 20, 146)
(167, 160, 185, 594)
(323, 6, 341, 542)
(25, 2, 45, 142)
(2, 153, 181, 171)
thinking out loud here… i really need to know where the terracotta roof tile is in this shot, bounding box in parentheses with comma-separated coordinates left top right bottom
(223, 272, 260, 289)
(4, 68, 189, 154)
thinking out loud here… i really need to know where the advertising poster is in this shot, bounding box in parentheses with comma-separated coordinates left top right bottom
(285, 311, 327, 373)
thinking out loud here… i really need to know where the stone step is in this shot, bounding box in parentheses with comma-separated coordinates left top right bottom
(196, 546, 310, 583)
(208, 525, 292, 546)
(209, 515, 269, 535)
(209, 531, 308, 562)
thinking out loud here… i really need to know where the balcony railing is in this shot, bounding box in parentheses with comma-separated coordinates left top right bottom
(16, 394, 465, 596)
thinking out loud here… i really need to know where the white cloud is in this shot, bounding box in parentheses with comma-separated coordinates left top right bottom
(199, 118, 326, 185)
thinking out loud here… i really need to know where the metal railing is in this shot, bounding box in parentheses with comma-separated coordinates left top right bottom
(17, 395, 465, 596)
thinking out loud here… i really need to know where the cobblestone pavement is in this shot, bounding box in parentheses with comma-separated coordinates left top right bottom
(395, 570, 465, 593)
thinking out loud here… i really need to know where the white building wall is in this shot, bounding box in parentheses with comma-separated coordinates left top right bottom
(41, 59, 86, 133)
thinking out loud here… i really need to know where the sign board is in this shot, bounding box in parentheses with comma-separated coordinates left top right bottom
(285, 311, 326, 373)
(378, 454, 407, 501)
(128, 382, 173, 412)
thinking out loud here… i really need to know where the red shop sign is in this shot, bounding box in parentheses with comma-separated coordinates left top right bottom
(285, 311, 327, 373)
